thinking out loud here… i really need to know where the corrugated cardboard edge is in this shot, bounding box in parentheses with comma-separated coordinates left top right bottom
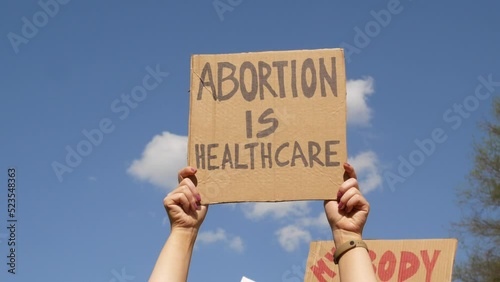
(191, 48, 344, 58)
(188, 55, 196, 171)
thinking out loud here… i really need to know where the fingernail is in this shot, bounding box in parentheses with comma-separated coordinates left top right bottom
(344, 162, 351, 167)
(337, 191, 343, 200)
(338, 201, 345, 210)
(196, 194, 201, 201)
(191, 167, 197, 173)
(194, 202, 199, 210)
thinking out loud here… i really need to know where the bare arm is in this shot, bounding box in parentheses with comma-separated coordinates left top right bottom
(324, 163, 377, 282)
(149, 167, 208, 282)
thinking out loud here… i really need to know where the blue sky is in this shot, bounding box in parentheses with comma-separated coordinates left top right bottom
(0, 0, 499, 281)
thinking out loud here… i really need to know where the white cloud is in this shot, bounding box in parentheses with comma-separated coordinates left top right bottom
(346, 77, 375, 126)
(242, 202, 310, 220)
(127, 132, 187, 190)
(348, 151, 382, 194)
(229, 236, 245, 253)
(275, 225, 312, 252)
(298, 212, 329, 229)
(197, 228, 244, 253)
(197, 228, 227, 244)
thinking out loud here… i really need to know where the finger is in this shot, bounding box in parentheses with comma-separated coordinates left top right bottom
(337, 178, 359, 200)
(343, 162, 357, 181)
(178, 166, 197, 183)
(345, 193, 369, 214)
(340, 178, 359, 193)
(179, 184, 200, 211)
(167, 182, 199, 211)
(168, 181, 192, 195)
(164, 192, 192, 213)
(179, 178, 202, 204)
(338, 187, 363, 211)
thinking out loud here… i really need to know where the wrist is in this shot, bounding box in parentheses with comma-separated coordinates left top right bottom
(332, 229, 362, 246)
(170, 227, 199, 245)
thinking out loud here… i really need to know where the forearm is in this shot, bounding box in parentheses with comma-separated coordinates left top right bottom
(333, 230, 377, 282)
(149, 229, 197, 282)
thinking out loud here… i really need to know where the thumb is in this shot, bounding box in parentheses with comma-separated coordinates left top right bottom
(343, 162, 357, 181)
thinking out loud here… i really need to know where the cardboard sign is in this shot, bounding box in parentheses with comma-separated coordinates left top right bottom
(188, 48, 347, 204)
(304, 239, 457, 282)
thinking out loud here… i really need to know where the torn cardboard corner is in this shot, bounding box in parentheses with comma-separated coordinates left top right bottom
(304, 239, 458, 282)
(188, 48, 347, 204)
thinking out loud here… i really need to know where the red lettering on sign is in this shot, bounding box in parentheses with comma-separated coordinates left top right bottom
(421, 250, 440, 282)
(369, 250, 377, 274)
(310, 258, 336, 282)
(378, 251, 396, 281)
(398, 251, 419, 281)
(324, 247, 335, 262)
(378, 250, 396, 281)
(310, 245, 445, 282)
